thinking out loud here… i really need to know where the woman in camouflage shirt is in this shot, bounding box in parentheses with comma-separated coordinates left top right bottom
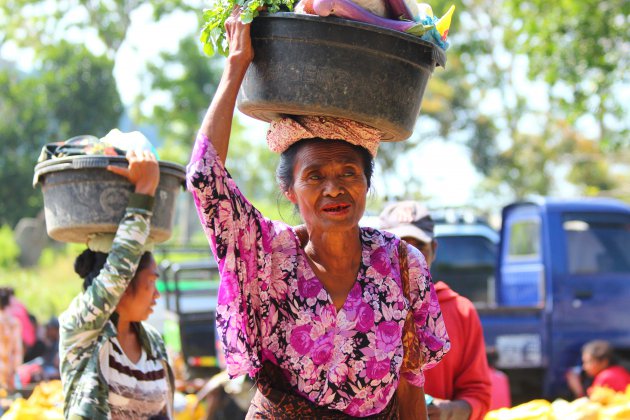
(59, 150, 174, 420)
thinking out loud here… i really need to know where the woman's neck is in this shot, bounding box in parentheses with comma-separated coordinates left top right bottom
(115, 312, 142, 363)
(303, 226, 362, 272)
(116, 313, 134, 336)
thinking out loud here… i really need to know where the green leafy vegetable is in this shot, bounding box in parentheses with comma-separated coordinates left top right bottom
(200, 0, 297, 56)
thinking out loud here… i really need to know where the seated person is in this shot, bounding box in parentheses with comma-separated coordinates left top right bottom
(565, 364, 593, 399)
(581, 340, 630, 396)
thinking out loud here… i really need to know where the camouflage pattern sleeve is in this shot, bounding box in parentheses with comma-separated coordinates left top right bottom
(59, 205, 152, 366)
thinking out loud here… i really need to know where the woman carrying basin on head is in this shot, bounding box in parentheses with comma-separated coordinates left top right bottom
(59, 150, 175, 420)
(187, 10, 449, 419)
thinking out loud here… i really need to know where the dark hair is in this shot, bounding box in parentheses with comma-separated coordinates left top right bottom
(74, 249, 153, 293)
(583, 340, 616, 364)
(276, 138, 374, 192)
(46, 316, 59, 329)
(0, 287, 10, 309)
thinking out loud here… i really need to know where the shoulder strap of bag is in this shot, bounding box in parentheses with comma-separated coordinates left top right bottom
(398, 240, 423, 373)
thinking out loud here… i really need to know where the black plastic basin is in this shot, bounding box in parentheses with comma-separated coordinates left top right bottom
(237, 12, 446, 142)
(33, 156, 186, 243)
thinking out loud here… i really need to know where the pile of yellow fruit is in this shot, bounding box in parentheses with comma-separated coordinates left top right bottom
(485, 386, 630, 420)
(0, 380, 63, 420)
(174, 393, 206, 420)
(1, 380, 206, 420)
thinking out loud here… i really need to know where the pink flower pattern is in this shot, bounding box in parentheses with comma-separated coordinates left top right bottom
(187, 133, 449, 417)
(290, 325, 314, 355)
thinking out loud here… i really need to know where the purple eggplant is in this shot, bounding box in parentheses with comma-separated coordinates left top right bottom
(313, 0, 432, 35)
(387, 0, 414, 20)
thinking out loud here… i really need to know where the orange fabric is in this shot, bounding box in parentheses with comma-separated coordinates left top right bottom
(423, 282, 491, 420)
(0, 311, 23, 390)
(266, 116, 382, 157)
(398, 241, 423, 373)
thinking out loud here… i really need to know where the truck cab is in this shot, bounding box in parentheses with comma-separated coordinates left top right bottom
(481, 197, 630, 401)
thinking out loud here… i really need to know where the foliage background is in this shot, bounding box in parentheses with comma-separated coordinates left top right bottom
(0, 0, 628, 319)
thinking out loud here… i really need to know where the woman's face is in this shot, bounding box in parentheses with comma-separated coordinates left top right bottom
(286, 141, 368, 233)
(117, 256, 160, 322)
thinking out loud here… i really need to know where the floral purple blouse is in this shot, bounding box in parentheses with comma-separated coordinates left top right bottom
(187, 133, 450, 417)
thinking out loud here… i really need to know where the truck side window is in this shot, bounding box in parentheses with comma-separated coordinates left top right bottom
(507, 220, 540, 260)
(563, 213, 630, 274)
(432, 235, 497, 305)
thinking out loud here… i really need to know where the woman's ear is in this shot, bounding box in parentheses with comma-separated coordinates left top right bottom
(284, 188, 297, 204)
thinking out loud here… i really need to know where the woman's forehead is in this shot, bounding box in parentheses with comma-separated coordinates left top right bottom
(294, 141, 364, 167)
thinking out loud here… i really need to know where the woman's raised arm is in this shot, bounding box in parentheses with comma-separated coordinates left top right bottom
(200, 8, 254, 164)
(60, 151, 159, 354)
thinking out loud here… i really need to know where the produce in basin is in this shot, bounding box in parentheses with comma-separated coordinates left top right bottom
(312, 0, 433, 36)
(200, 0, 454, 55)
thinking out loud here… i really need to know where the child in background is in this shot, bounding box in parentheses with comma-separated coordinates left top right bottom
(581, 340, 630, 396)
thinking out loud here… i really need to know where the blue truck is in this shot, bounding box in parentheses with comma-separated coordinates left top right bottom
(441, 198, 630, 403)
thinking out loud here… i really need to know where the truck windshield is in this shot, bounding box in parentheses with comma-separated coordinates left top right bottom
(563, 213, 630, 274)
(432, 235, 497, 305)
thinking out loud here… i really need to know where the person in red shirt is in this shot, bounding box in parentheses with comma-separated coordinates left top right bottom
(487, 346, 511, 410)
(581, 340, 630, 396)
(380, 202, 492, 420)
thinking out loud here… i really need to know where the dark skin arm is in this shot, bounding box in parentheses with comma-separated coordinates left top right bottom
(427, 398, 471, 420)
(199, 8, 254, 164)
(398, 376, 428, 420)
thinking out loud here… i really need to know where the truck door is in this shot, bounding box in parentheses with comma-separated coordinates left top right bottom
(553, 211, 630, 335)
(547, 210, 630, 397)
(493, 204, 547, 371)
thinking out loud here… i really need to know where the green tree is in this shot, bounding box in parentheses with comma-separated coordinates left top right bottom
(0, 225, 19, 268)
(0, 0, 198, 57)
(411, 0, 627, 201)
(0, 42, 121, 226)
(41, 41, 123, 136)
(139, 34, 281, 201)
(505, 0, 629, 150)
(0, 1, 196, 226)
(0, 69, 49, 226)
(375, 1, 503, 201)
(139, 36, 223, 163)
